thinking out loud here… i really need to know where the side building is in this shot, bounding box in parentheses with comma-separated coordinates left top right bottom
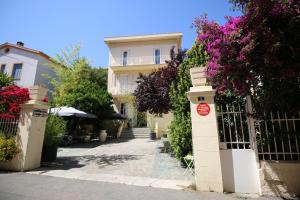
(0, 42, 56, 93)
(105, 33, 182, 137)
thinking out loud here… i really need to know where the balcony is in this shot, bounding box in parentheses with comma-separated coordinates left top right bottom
(108, 87, 136, 96)
(109, 55, 170, 67)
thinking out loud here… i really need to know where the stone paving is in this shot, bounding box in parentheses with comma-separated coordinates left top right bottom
(28, 138, 194, 190)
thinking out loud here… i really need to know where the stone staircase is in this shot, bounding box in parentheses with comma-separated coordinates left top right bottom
(120, 127, 151, 139)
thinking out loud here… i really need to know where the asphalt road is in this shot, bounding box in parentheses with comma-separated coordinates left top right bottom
(0, 172, 283, 200)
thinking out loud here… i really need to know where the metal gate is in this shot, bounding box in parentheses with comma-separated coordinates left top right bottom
(217, 98, 300, 161)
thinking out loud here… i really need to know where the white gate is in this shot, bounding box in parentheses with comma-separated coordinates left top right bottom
(216, 100, 261, 193)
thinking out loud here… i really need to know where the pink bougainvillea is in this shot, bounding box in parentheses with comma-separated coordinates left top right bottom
(0, 85, 30, 119)
(194, 0, 300, 112)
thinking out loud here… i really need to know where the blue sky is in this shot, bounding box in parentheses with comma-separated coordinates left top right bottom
(1, 0, 240, 67)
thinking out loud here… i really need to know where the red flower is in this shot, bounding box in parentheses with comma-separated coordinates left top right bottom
(0, 85, 30, 120)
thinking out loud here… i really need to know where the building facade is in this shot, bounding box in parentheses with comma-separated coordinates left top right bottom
(0, 42, 55, 92)
(105, 33, 182, 134)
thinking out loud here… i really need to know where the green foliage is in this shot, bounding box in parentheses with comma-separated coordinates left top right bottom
(47, 45, 113, 119)
(0, 132, 18, 161)
(169, 44, 208, 160)
(44, 115, 67, 147)
(0, 73, 14, 88)
(61, 80, 113, 119)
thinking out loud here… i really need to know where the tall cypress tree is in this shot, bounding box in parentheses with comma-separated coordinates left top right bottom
(169, 43, 208, 160)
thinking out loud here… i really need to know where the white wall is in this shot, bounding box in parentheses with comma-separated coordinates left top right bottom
(220, 149, 261, 194)
(107, 40, 179, 95)
(108, 40, 177, 66)
(0, 47, 56, 92)
(0, 47, 38, 87)
(34, 56, 57, 93)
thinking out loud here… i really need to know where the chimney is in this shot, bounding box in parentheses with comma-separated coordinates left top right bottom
(16, 41, 24, 47)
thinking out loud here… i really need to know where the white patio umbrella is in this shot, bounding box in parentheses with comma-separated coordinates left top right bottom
(49, 106, 97, 118)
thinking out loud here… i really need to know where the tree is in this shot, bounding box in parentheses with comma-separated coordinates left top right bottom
(48, 46, 113, 119)
(134, 47, 186, 114)
(194, 0, 300, 115)
(169, 44, 208, 160)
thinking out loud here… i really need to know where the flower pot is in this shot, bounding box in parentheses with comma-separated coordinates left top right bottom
(41, 145, 58, 162)
(190, 67, 207, 86)
(29, 85, 48, 101)
(99, 130, 107, 142)
(150, 132, 156, 140)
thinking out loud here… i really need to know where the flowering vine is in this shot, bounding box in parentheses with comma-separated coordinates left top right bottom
(0, 85, 30, 119)
(194, 0, 300, 113)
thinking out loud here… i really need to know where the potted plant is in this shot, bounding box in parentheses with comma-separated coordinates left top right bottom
(41, 115, 66, 162)
(149, 127, 156, 140)
(99, 129, 107, 142)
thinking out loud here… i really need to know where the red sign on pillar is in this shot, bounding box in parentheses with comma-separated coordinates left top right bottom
(196, 103, 210, 116)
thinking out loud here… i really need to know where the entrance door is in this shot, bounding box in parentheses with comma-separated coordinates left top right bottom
(136, 112, 147, 127)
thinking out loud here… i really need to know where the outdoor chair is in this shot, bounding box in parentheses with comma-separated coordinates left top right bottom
(183, 154, 194, 176)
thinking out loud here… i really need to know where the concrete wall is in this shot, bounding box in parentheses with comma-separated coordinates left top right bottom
(220, 149, 261, 194)
(0, 86, 48, 171)
(260, 161, 300, 198)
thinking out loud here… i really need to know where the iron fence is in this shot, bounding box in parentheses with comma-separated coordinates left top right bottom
(0, 117, 19, 136)
(216, 100, 300, 161)
(256, 111, 300, 161)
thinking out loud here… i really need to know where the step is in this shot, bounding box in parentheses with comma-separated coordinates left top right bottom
(120, 128, 152, 139)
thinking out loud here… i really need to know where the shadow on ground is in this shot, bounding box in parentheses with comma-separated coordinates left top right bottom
(35, 154, 142, 173)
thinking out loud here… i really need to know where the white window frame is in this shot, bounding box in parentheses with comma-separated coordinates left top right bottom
(121, 50, 129, 66)
(12, 63, 23, 80)
(154, 48, 161, 64)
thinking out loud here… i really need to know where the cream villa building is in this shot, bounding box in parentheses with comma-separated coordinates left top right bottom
(105, 33, 182, 136)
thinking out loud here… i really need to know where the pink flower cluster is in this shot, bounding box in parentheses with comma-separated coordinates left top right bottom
(195, 15, 253, 95)
(194, 0, 300, 96)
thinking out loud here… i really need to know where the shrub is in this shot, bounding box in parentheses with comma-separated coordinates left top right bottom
(0, 132, 18, 161)
(169, 44, 208, 160)
(134, 47, 186, 114)
(0, 85, 30, 119)
(43, 115, 67, 147)
(0, 73, 14, 88)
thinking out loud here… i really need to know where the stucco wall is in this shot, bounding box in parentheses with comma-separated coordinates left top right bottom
(107, 39, 179, 96)
(0, 47, 38, 87)
(0, 46, 55, 93)
(34, 56, 57, 94)
(108, 40, 177, 66)
(260, 161, 300, 198)
(147, 112, 173, 138)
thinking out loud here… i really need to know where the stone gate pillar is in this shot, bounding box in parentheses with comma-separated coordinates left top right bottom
(0, 86, 49, 171)
(186, 67, 223, 192)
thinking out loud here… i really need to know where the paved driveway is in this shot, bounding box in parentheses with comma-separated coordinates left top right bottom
(29, 138, 194, 190)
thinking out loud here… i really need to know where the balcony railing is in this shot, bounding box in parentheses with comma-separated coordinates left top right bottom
(109, 55, 170, 66)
